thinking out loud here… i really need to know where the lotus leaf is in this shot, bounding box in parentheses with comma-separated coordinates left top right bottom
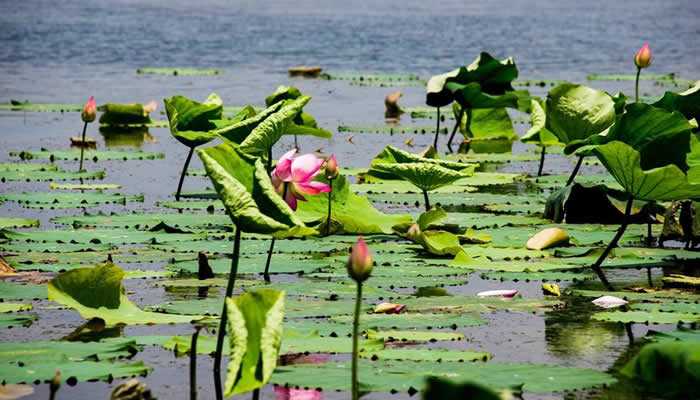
(164, 93, 223, 148)
(223, 289, 285, 396)
(621, 341, 700, 392)
(592, 141, 700, 201)
(238, 96, 311, 155)
(545, 83, 616, 145)
(653, 80, 700, 122)
(9, 149, 165, 161)
(368, 163, 472, 192)
(47, 262, 204, 325)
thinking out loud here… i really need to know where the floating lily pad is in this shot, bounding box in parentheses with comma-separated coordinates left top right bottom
(52, 212, 230, 230)
(349, 80, 426, 87)
(329, 312, 487, 331)
(0, 192, 143, 206)
(337, 125, 449, 135)
(0, 241, 116, 253)
(361, 348, 491, 362)
(444, 213, 546, 228)
(0, 339, 138, 364)
(50, 183, 122, 190)
(0, 303, 33, 313)
(0, 169, 105, 182)
(155, 200, 222, 211)
(0, 217, 39, 229)
(271, 359, 616, 393)
(0, 313, 37, 328)
(1, 228, 207, 245)
(0, 163, 58, 171)
(366, 330, 464, 342)
(633, 302, 699, 314)
(0, 101, 81, 112)
(321, 73, 420, 81)
(567, 289, 700, 302)
(0, 282, 47, 301)
(645, 327, 700, 343)
(586, 73, 675, 81)
(592, 311, 699, 324)
(152, 238, 345, 255)
(136, 67, 223, 75)
(10, 149, 165, 161)
(263, 281, 401, 301)
(165, 256, 330, 275)
(480, 270, 595, 282)
(1, 360, 151, 385)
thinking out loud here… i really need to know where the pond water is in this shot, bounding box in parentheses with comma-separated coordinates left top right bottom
(0, 0, 698, 399)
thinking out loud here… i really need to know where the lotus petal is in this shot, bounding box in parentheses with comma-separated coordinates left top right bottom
(477, 289, 518, 298)
(592, 295, 628, 309)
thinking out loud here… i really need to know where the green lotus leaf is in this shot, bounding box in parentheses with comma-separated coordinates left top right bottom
(369, 145, 476, 181)
(621, 341, 700, 393)
(197, 143, 311, 236)
(565, 103, 694, 171)
(265, 85, 302, 106)
(426, 52, 518, 108)
(653, 80, 700, 123)
(164, 93, 223, 148)
(592, 141, 700, 201)
(422, 376, 503, 400)
(417, 207, 448, 230)
(520, 98, 561, 146)
(215, 101, 285, 144)
(445, 81, 520, 110)
(98, 103, 152, 125)
(9, 149, 164, 161)
(224, 289, 285, 396)
(454, 105, 519, 141)
(368, 162, 472, 192)
(47, 262, 203, 325)
(1, 360, 151, 385)
(295, 174, 411, 234)
(239, 96, 311, 155)
(420, 230, 463, 256)
(545, 83, 616, 145)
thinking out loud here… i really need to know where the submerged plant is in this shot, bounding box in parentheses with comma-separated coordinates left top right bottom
(346, 237, 373, 400)
(78, 96, 96, 171)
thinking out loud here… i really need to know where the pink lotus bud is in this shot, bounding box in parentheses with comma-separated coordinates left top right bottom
(325, 154, 339, 180)
(81, 96, 97, 123)
(477, 289, 518, 298)
(346, 237, 373, 282)
(634, 44, 652, 69)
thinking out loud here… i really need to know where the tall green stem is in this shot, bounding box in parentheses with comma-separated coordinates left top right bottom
(591, 197, 634, 291)
(190, 325, 201, 400)
(446, 107, 465, 153)
(214, 227, 241, 400)
(78, 121, 88, 171)
(432, 107, 441, 149)
(264, 182, 288, 283)
(537, 146, 547, 176)
(176, 147, 195, 201)
(326, 179, 333, 236)
(635, 67, 641, 103)
(566, 155, 584, 186)
(422, 189, 431, 211)
(351, 282, 363, 400)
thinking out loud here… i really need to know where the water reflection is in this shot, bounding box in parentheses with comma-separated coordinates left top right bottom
(99, 126, 156, 148)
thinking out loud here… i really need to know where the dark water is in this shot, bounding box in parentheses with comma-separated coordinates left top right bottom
(0, 1, 698, 399)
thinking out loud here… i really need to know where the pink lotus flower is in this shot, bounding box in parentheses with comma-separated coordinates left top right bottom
(347, 236, 373, 282)
(275, 386, 322, 400)
(271, 149, 331, 211)
(477, 289, 518, 298)
(325, 154, 339, 180)
(81, 96, 97, 123)
(634, 43, 652, 69)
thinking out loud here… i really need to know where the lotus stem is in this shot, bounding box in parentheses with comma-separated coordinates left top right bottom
(175, 147, 195, 201)
(294, 133, 299, 150)
(351, 281, 363, 400)
(190, 325, 201, 400)
(326, 179, 333, 236)
(78, 121, 88, 171)
(566, 155, 584, 186)
(213, 226, 241, 400)
(625, 322, 634, 344)
(645, 201, 655, 246)
(49, 371, 60, 400)
(252, 389, 260, 400)
(591, 197, 634, 291)
(635, 67, 641, 103)
(447, 107, 465, 153)
(432, 107, 441, 149)
(647, 267, 653, 287)
(264, 182, 289, 282)
(537, 146, 546, 176)
(422, 189, 431, 211)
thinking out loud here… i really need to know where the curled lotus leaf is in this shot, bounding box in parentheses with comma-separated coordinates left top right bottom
(164, 93, 223, 148)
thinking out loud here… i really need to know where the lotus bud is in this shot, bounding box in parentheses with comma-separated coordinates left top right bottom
(634, 44, 652, 69)
(374, 302, 405, 314)
(346, 237, 373, 282)
(50, 371, 61, 392)
(325, 154, 339, 180)
(81, 96, 97, 123)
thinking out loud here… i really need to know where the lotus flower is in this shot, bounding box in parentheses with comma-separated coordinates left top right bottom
(592, 295, 628, 309)
(634, 44, 652, 69)
(477, 289, 518, 298)
(325, 154, 339, 180)
(347, 236, 373, 283)
(271, 149, 331, 211)
(81, 96, 96, 123)
(275, 386, 322, 400)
